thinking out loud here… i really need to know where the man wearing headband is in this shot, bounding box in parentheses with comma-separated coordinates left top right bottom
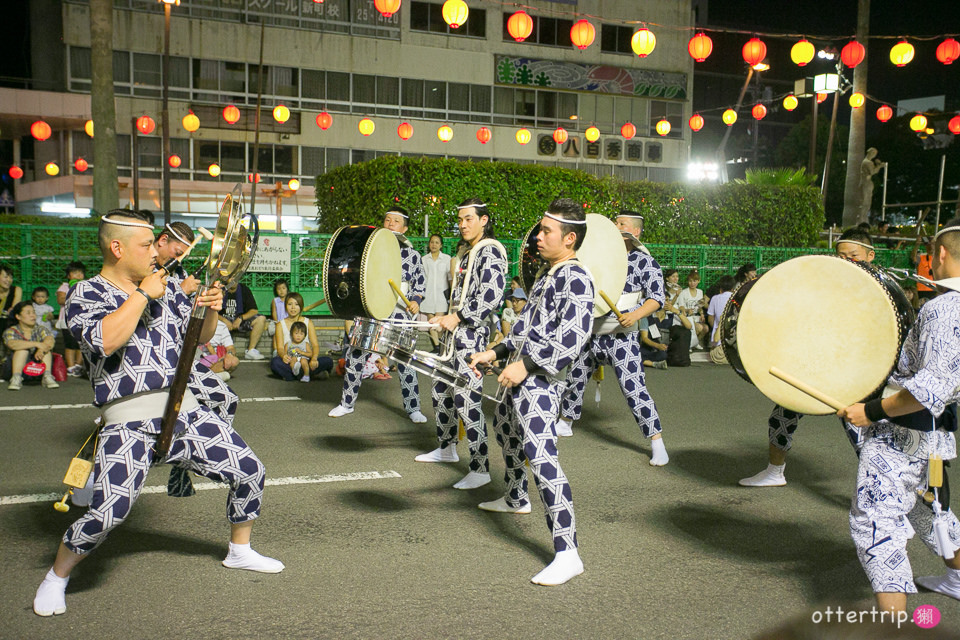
(838, 218, 960, 613)
(417, 197, 507, 491)
(557, 209, 670, 466)
(329, 207, 429, 423)
(469, 198, 594, 585)
(739, 227, 874, 488)
(156, 222, 198, 294)
(32, 210, 283, 618)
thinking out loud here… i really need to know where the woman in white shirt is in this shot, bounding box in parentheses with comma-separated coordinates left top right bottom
(421, 234, 452, 351)
(674, 270, 709, 350)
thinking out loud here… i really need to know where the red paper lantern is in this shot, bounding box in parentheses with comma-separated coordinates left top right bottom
(937, 38, 960, 65)
(841, 40, 865, 68)
(816, 92, 828, 104)
(136, 116, 156, 135)
(248, 172, 261, 183)
(168, 154, 182, 168)
(570, 19, 595, 51)
(876, 105, 893, 122)
(507, 11, 533, 42)
(948, 115, 960, 135)
(316, 112, 333, 130)
(553, 127, 568, 144)
(374, 0, 401, 18)
(476, 127, 491, 144)
(742, 37, 767, 67)
(397, 122, 413, 140)
(688, 113, 704, 132)
(752, 103, 767, 120)
(8, 166, 23, 180)
(222, 105, 241, 124)
(31, 120, 52, 141)
(620, 122, 636, 139)
(790, 39, 815, 66)
(182, 112, 200, 132)
(74, 158, 88, 172)
(688, 32, 713, 62)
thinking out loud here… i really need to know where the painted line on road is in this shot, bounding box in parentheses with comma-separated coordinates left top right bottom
(0, 470, 402, 506)
(0, 396, 302, 412)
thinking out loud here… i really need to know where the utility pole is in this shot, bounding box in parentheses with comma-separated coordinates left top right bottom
(842, 0, 870, 226)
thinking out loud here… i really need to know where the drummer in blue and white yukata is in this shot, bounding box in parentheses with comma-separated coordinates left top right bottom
(739, 227, 875, 488)
(32, 210, 283, 618)
(557, 210, 669, 466)
(328, 207, 428, 423)
(470, 198, 594, 586)
(839, 217, 960, 614)
(416, 198, 507, 491)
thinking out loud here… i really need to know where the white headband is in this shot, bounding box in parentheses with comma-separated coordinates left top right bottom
(834, 239, 874, 251)
(617, 213, 644, 220)
(457, 203, 488, 210)
(544, 211, 587, 225)
(100, 215, 154, 230)
(164, 223, 191, 245)
(385, 210, 409, 219)
(934, 226, 960, 242)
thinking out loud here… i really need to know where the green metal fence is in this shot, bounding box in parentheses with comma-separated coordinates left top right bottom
(0, 224, 915, 316)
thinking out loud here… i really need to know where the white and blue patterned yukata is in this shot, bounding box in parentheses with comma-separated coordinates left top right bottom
(491, 260, 594, 552)
(561, 248, 665, 438)
(62, 275, 264, 555)
(851, 291, 960, 593)
(339, 244, 427, 414)
(766, 405, 863, 455)
(433, 241, 507, 473)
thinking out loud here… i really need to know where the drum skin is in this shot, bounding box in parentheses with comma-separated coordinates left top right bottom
(518, 214, 628, 318)
(729, 255, 913, 415)
(323, 226, 401, 320)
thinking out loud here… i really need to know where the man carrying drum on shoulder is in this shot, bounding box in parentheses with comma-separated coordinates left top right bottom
(739, 227, 874, 487)
(556, 209, 670, 467)
(415, 198, 507, 491)
(469, 197, 594, 585)
(329, 207, 428, 424)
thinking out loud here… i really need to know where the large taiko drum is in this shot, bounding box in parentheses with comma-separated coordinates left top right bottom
(518, 214, 627, 318)
(722, 255, 915, 415)
(323, 226, 402, 320)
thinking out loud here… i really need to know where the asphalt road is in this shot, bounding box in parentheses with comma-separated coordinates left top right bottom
(2, 360, 958, 639)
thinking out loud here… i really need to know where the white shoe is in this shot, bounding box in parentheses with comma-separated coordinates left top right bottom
(415, 446, 458, 463)
(42, 374, 60, 389)
(222, 544, 284, 574)
(478, 497, 531, 514)
(453, 471, 491, 490)
(8, 374, 22, 391)
(531, 549, 584, 586)
(328, 404, 354, 418)
(739, 464, 787, 487)
(300, 374, 310, 383)
(216, 371, 231, 382)
(33, 569, 68, 616)
(408, 410, 428, 424)
(556, 418, 573, 437)
(244, 348, 265, 361)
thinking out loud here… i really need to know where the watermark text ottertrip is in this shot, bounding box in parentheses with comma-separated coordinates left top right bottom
(810, 605, 941, 629)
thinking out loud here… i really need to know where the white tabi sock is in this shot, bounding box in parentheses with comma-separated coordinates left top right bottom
(649, 437, 669, 466)
(408, 410, 428, 424)
(916, 568, 960, 600)
(477, 496, 531, 514)
(739, 463, 787, 487)
(555, 418, 574, 438)
(222, 541, 285, 573)
(414, 445, 459, 463)
(33, 568, 68, 617)
(452, 471, 490, 490)
(531, 549, 584, 586)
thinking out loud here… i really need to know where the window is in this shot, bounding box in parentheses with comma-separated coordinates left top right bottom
(113, 51, 130, 84)
(600, 24, 633, 54)
(650, 101, 683, 139)
(376, 76, 399, 115)
(411, 1, 486, 37)
(70, 47, 91, 81)
(502, 13, 572, 47)
(352, 74, 376, 105)
(401, 78, 424, 118)
(302, 69, 325, 100)
(327, 72, 350, 102)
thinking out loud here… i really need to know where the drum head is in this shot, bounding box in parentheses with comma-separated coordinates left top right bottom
(737, 255, 902, 415)
(580, 214, 628, 317)
(360, 228, 402, 319)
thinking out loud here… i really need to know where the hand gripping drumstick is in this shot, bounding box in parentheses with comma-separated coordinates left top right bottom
(768, 366, 844, 411)
(598, 290, 625, 321)
(388, 279, 415, 314)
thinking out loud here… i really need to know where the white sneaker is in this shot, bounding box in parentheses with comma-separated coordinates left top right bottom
(478, 497, 531, 514)
(244, 348, 265, 360)
(408, 410, 428, 424)
(216, 371, 231, 382)
(556, 418, 573, 437)
(739, 464, 787, 487)
(8, 374, 22, 391)
(328, 404, 354, 418)
(415, 446, 459, 463)
(42, 374, 60, 389)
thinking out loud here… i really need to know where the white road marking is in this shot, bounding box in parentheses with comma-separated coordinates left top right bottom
(0, 470, 402, 506)
(0, 396, 301, 412)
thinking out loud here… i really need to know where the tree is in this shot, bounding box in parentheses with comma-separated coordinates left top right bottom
(90, 0, 118, 216)
(841, 0, 870, 227)
(774, 113, 848, 226)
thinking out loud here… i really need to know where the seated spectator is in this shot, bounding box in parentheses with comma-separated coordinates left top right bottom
(31, 287, 56, 335)
(362, 353, 391, 381)
(639, 317, 668, 370)
(2, 301, 59, 390)
(665, 300, 693, 367)
(221, 280, 268, 360)
(901, 282, 922, 311)
(56, 261, 86, 377)
(707, 275, 737, 348)
(734, 263, 757, 286)
(674, 270, 710, 351)
(197, 318, 240, 381)
(268, 278, 289, 337)
(271, 292, 333, 381)
(278, 320, 315, 383)
(0, 264, 23, 340)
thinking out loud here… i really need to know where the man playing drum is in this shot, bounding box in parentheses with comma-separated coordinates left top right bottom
(739, 228, 874, 487)
(469, 198, 595, 585)
(33, 211, 282, 618)
(839, 218, 960, 613)
(415, 199, 507, 491)
(557, 210, 670, 467)
(329, 207, 429, 424)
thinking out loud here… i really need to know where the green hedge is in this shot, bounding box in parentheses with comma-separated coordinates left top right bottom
(315, 157, 825, 247)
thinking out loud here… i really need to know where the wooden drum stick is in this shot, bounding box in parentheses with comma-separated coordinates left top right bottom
(388, 279, 413, 310)
(769, 366, 844, 411)
(302, 298, 327, 313)
(598, 290, 625, 321)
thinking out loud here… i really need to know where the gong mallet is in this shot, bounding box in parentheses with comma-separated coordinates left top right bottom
(388, 279, 416, 316)
(157, 227, 210, 277)
(768, 366, 845, 412)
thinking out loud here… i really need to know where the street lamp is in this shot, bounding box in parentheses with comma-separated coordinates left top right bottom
(159, 0, 179, 225)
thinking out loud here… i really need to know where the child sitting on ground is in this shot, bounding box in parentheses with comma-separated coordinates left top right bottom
(285, 321, 314, 382)
(361, 352, 391, 380)
(31, 287, 56, 335)
(197, 318, 240, 381)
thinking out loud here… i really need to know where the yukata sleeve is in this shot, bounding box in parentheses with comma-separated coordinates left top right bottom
(406, 251, 427, 304)
(66, 281, 117, 357)
(522, 266, 594, 376)
(627, 253, 665, 312)
(890, 304, 960, 417)
(457, 245, 506, 327)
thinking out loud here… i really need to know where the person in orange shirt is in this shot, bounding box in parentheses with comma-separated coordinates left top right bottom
(911, 236, 936, 301)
